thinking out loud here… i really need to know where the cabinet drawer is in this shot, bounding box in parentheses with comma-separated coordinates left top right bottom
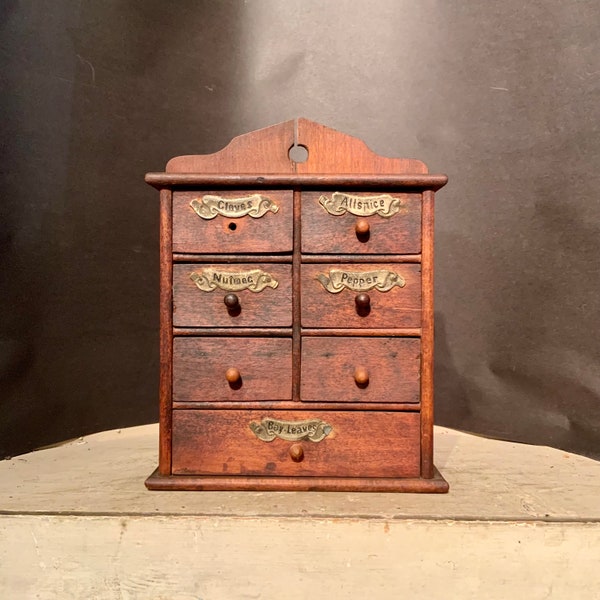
(173, 338, 292, 402)
(172, 410, 420, 477)
(301, 337, 420, 403)
(173, 190, 293, 253)
(173, 263, 292, 327)
(301, 191, 421, 254)
(301, 263, 421, 328)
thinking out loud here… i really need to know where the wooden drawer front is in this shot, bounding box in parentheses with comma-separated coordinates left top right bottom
(172, 410, 420, 477)
(173, 190, 293, 253)
(301, 263, 421, 328)
(173, 263, 292, 327)
(173, 338, 292, 402)
(301, 191, 421, 254)
(301, 337, 420, 404)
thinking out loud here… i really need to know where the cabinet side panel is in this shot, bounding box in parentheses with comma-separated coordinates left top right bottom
(421, 190, 434, 478)
(159, 189, 173, 475)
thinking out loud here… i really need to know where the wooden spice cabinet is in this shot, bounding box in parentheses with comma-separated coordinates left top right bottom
(145, 119, 448, 492)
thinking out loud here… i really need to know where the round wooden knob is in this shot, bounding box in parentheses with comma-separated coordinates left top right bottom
(223, 293, 240, 309)
(355, 293, 371, 309)
(225, 367, 241, 383)
(289, 444, 304, 462)
(354, 367, 369, 386)
(355, 218, 370, 235)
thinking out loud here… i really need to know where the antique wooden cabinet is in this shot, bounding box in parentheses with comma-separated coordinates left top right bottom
(145, 119, 448, 492)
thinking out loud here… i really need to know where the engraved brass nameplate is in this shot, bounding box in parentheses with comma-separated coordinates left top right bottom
(319, 192, 402, 218)
(190, 194, 279, 220)
(249, 418, 332, 442)
(317, 269, 406, 294)
(190, 268, 279, 293)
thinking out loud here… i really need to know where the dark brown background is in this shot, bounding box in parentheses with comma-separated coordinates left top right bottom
(1, 1, 599, 459)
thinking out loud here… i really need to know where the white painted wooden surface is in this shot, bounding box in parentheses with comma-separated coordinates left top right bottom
(2, 516, 600, 600)
(1, 424, 599, 519)
(1, 425, 600, 599)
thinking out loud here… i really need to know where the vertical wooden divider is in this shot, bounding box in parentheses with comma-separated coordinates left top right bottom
(292, 187, 302, 402)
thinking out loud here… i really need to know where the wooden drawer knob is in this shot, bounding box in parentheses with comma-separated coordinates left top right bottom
(223, 293, 240, 310)
(354, 367, 369, 387)
(289, 444, 304, 462)
(225, 367, 241, 384)
(355, 218, 370, 235)
(355, 293, 371, 310)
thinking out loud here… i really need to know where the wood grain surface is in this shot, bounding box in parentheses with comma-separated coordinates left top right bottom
(171, 410, 420, 478)
(173, 189, 293, 254)
(295, 118, 428, 174)
(5, 423, 600, 516)
(301, 191, 421, 254)
(172, 401, 421, 411)
(158, 189, 173, 476)
(166, 120, 296, 173)
(301, 263, 422, 328)
(6, 421, 600, 597)
(421, 190, 435, 478)
(148, 119, 448, 491)
(164, 119, 428, 175)
(300, 337, 420, 403)
(173, 263, 292, 327)
(173, 338, 292, 402)
(146, 173, 448, 189)
(301, 254, 422, 264)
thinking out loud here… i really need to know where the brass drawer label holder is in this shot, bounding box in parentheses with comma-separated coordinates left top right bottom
(190, 194, 279, 219)
(250, 418, 333, 442)
(319, 192, 403, 218)
(190, 268, 279, 293)
(317, 269, 406, 293)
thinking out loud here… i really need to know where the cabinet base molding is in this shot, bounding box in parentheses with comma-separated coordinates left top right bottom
(145, 467, 449, 493)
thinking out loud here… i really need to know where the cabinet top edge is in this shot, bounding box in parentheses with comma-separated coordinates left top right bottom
(144, 173, 448, 191)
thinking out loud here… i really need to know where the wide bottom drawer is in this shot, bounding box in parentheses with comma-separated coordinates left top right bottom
(172, 410, 420, 478)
